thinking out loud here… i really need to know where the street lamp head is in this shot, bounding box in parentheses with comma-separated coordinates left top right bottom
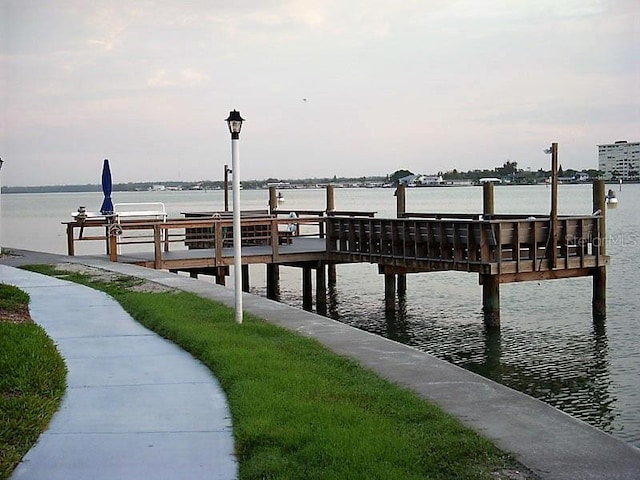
(225, 110, 245, 139)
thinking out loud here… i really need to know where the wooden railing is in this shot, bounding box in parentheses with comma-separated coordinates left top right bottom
(64, 212, 606, 278)
(64, 214, 326, 266)
(326, 215, 606, 276)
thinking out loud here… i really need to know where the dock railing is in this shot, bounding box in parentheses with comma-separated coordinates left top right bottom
(63, 213, 328, 266)
(326, 214, 606, 278)
(64, 210, 606, 280)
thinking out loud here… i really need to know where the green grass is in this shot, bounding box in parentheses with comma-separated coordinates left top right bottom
(0, 284, 66, 480)
(0, 284, 29, 313)
(23, 265, 518, 479)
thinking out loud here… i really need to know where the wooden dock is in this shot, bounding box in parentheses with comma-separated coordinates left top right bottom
(63, 182, 609, 328)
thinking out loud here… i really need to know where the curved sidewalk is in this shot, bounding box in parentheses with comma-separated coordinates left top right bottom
(1, 265, 237, 480)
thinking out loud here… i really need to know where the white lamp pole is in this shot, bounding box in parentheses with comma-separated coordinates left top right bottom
(0, 158, 4, 256)
(225, 110, 245, 324)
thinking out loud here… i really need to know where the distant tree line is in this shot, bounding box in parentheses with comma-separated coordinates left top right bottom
(2, 162, 609, 194)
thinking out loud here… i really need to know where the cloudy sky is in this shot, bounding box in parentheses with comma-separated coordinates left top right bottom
(1, 0, 638, 186)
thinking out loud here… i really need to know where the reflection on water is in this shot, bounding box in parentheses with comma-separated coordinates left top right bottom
(326, 288, 619, 436)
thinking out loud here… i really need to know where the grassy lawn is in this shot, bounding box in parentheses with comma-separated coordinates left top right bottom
(0, 284, 66, 480)
(23, 265, 524, 479)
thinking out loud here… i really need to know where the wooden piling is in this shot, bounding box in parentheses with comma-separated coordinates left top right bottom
(328, 263, 337, 288)
(481, 183, 499, 327)
(266, 263, 280, 300)
(481, 274, 500, 329)
(302, 265, 313, 311)
(268, 185, 277, 213)
(384, 273, 396, 313)
(483, 182, 494, 218)
(592, 179, 606, 318)
(326, 185, 335, 214)
(593, 180, 606, 255)
(396, 184, 406, 218)
(316, 261, 327, 315)
(593, 267, 606, 318)
(242, 264, 250, 292)
(397, 273, 406, 296)
(215, 267, 227, 285)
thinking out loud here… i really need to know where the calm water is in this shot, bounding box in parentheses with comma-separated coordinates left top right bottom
(2, 185, 639, 446)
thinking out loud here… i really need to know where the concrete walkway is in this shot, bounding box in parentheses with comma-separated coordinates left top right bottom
(3, 249, 640, 479)
(1, 264, 237, 480)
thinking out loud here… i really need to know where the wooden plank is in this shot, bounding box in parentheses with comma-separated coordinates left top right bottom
(498, 267, 597, 284)
(153, 224, 162, 269)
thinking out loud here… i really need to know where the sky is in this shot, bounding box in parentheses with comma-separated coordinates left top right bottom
(1, 0, 638, 186)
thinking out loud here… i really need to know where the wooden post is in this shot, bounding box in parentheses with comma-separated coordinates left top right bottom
(66, 224, 75, 256)
(268, 185, 277, 213)
(153, 224, 162, 269)
(384, 273, 396, 313)
(483, 182, 494, 218)
(302, 265, 313, 311)
(593, 267, 606, 318)
(215, 267, 226, 286)
(326, 185, 335, 214)
(266, 263, 280, 300)
(593, 179, 606, 256)
(397, 273, 406, 297)
(481, 274, 500, 329)
(328, 263, 337, 288)
(592, 179, 606, 318)
(242, 264, 250, 292)
(316, 261, 327, 315)
(396, 184, 406, 218)
(109, 228, 118, 262)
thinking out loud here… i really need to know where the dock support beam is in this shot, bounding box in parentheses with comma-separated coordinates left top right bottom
(384, 273, 396, 313)
(242, 264, 250, 292)
(396, 184, 406, 218)
(483, 182, 494, 218)
(593, 267, 606, 318)
(328, 263, 337, 287)
(481, 274, 500, 329)
(326, 185, 335, 214)
(302, 265, 313, 311)
(266, 264, 279, 300)
(592, 179, 607, 318)
(316, 262, 327, 315)
(268, 185, 277, 213)
(397, 273, 406, 297)
(215, 267, 227, 286)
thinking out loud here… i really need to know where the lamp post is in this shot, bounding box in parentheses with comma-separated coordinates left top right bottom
(0, 158, 4, 256)
(226, 110, 245, 324)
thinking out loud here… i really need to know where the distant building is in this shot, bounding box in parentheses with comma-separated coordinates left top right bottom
(398, 174, 444, 186)
(598, 140, 640, 181)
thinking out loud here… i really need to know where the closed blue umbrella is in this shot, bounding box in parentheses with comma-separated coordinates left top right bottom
(100, 159, 114, 214)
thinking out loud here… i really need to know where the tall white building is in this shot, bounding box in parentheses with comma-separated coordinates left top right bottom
(598, 140, 640, 181)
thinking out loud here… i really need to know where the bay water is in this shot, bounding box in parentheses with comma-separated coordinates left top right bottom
(2, 184, 638, 446)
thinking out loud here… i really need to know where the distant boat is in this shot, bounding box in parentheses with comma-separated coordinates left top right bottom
(277, 192, 285, 203)
(606, 189, 618, 206)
